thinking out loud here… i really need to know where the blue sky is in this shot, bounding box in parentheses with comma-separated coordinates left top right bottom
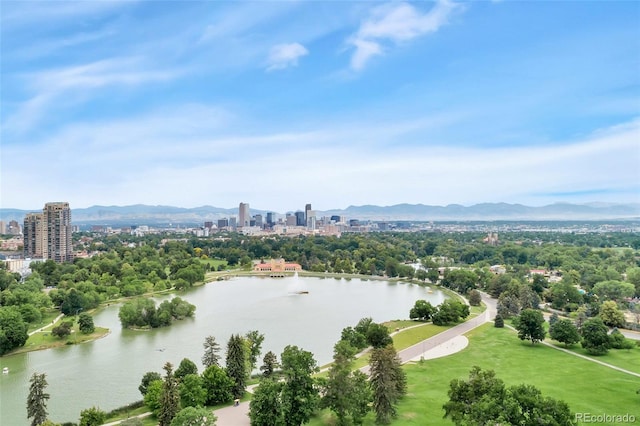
(1, 0, 639, 212)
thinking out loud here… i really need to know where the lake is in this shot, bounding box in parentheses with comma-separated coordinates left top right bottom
(0, 275, 446, 425)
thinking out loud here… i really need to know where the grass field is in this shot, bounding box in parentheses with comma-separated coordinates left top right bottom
(310, 323, 640, 426)
(13, 321, 110, 355)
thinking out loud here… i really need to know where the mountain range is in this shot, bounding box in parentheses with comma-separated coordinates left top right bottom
(1, 202, 639, 225)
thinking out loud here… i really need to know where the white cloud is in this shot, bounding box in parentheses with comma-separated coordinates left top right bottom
(266, 43, 309, 71)
(348, 1, 460, 71)
(2, 102, 638, 210)
(3, 57, 182, 134)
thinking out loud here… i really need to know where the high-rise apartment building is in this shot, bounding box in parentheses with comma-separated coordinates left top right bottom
(23, 213, 46, 258)
(238, 202, 250, 227)
(24, 202, 73, 262)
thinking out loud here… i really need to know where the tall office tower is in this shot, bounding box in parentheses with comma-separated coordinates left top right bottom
(23, 213, 46, 258)
(217, 218, 229, 229)
(306, 210, 316, 230)
(295, 211, 305, 226)
(238, 202, 250, 227)
(254, 214, 263, 228)
(305, 203, 312, 222)
(229, 217, 237, 229)
(286, 214, 296, 227)
(266, 212, 274, 227)
(44, 202, 73, 263)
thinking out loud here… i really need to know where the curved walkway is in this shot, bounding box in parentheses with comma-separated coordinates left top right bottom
(28, 314, 65, 336)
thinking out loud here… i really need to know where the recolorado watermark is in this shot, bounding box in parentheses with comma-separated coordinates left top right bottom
(576, 413, 637, 423)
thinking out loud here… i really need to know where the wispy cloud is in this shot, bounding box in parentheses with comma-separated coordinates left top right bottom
(266, 43, 309, 71)
(3, 57, 182, 134)
(348, 1, 460, 71)
(2, 99, 637, 210)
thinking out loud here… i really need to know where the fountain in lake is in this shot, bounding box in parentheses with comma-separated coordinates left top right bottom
(287, 272, 309, 294)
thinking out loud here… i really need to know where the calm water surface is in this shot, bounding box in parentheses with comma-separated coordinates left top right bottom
(0, 276, 445, 425)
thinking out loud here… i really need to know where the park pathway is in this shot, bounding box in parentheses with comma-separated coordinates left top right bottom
(28, 314, 64, 336)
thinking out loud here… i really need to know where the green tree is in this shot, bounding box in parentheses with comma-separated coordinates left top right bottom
(175, 358, 198, 381)
(249, 379, 284, 426)
(592, 280, 635, 302)
(79, 407, 106, 426)
(443, 366, 576, 425)
(322, 340, 371, 426)
(366, 322, 393, 349)
(369, 345, 406, 425)
(609, 328, 636, 350)
(178, 374, 207, 408)
(0, 307, 29, 355)
(245, 330, 265, 373)
(143, 380, 163, 415)
(170, 406, 216, 426)
(581, 317, 610, 355)
(260, 351, 279, 379)
(78, 313, 95, 334)
(443, 366, 505, 424)
(409, 299, 435, 321)
(468, 290, 482, 307)
(51, 321, 72, 339)
(432, 299, 470, 325)
(226, 334, 248, 398)
(27, 372, 50, 426)
(139, 371, 162, 396)
(201, 365, 234, 405)
(514, 309, 546, 344)
(280, 345, 319, 426)
(549, 319, 580, 347)
(202, 335, 221, 368)
(494, 313, 504, 328)
(159, 362, 180, 426)
(340, 326, 367, 350)
(599, 300, 626, 328)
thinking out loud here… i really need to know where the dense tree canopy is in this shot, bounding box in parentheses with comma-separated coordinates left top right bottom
(444, 366, 575, 426)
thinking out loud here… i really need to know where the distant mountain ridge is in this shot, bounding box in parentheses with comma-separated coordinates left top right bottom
(1, 202, 639, 225)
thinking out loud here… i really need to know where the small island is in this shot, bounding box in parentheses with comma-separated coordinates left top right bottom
(118, 297, 196, 329)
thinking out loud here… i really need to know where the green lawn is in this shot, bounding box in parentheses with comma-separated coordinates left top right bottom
(27, 309, 61, 333)
(14, 323, 109, 355)
(311, 323, 640, 426)
(547, 340, 640, 374)
(391, 323, 452, 350)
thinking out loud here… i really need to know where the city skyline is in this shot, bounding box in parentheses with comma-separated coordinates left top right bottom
(1, 1, 639, 211)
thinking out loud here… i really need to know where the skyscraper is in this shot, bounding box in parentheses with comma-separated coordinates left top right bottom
(305, 203, 312, 222)
(238, 202, 250, 227)
(23, 213, 45, 258)
(24, 202, 73, 262)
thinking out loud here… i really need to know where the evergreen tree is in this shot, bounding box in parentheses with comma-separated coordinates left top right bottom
(158, 362, 180, 426)
(494, 313, 504, 328)
(27, 372, 50, 426)
(202, 335, 221, 368)
(369, 345, 406, 424)
(260, 350, 279, 378)
(226, 334, 247, 398)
